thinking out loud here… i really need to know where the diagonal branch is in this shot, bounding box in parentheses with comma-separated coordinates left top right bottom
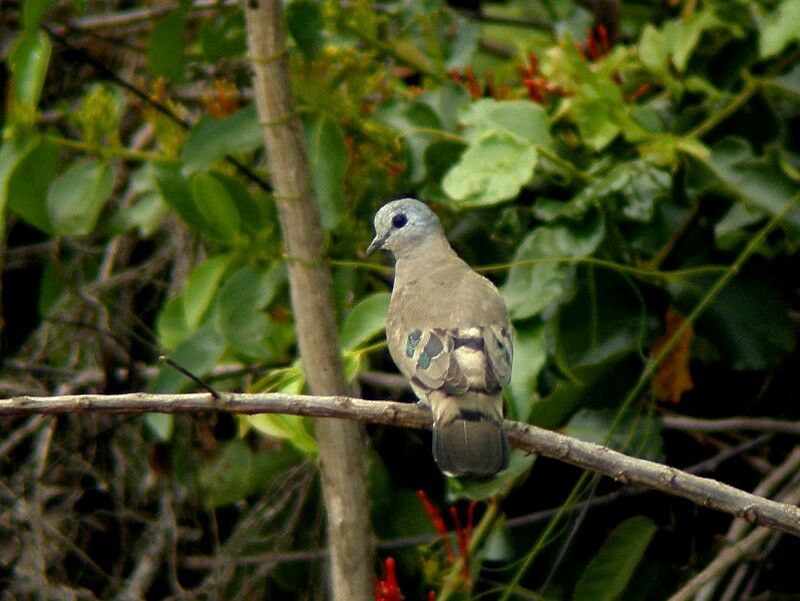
(1, 392, 799, 538)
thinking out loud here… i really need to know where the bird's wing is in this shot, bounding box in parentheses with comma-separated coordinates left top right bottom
(397, 324, 513, 396)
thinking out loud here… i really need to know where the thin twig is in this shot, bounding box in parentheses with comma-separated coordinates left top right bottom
(667, 483, 800, 601)
(1, 392, 799, 538)
(662, 415, 800, 436)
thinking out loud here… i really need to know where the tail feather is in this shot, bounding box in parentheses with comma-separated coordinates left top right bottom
(432, 411, 509, 479)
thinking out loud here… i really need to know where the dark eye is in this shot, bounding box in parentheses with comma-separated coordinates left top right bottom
(391, 213, 408, 229)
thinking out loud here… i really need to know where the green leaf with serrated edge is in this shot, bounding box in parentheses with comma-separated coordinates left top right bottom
(47, 161, 115, 236)
(181, 105, 262, 174)
(190, 172, 242, 241)
(760, 0, 800, 58)
(9, 31, 52, 110)
(340, 292, 390, 350)
(1, 136, 58, 236)
(442, 131, 537, 206)
(459, 99, 552, 147)
(507, 321, 547, 422)
(286, 0, 323, 59)
(304, 116, 347, 230)
(502, 211, 605, 320)
(182, 254, 234, 330)
(148, 8, 187, 82)
(572, 517, 657, 601)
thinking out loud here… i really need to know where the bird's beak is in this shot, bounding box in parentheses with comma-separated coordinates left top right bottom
(366, 234, 387, 256)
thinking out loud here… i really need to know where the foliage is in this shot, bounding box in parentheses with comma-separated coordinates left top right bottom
(1, 0, 799, 599)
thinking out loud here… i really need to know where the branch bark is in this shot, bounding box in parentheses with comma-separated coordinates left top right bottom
(243, 2, 374, 599)
(2, 392, 799, 538)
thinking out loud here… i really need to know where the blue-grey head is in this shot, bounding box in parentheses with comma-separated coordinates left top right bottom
(367, 198, 445, 258)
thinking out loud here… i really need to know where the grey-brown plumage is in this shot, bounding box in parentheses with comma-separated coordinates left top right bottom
(367, 199, 512, 478)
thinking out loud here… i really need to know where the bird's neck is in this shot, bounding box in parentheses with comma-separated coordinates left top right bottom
(392, 235, 460, 274)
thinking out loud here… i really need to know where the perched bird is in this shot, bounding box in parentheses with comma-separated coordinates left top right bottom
(367, 198, 512, 478)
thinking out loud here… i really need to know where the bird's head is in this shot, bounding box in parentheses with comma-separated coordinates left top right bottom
(367, 198, 445, 258)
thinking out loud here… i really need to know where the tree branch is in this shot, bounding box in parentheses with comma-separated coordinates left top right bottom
(243, 2, 375, 599)
(2, 392, 799, 538)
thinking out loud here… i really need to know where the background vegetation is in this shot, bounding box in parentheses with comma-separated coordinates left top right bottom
(1, 0, 799, 598)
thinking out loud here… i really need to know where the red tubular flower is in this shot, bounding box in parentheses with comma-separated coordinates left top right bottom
(449, 506, 471, 583)
(375, 556, 404, 601)
(417, 490, 456, 562)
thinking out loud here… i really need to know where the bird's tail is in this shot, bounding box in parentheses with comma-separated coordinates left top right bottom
(430, 393, 509, 479)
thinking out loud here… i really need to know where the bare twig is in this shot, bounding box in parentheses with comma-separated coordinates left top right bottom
(662, 414, 800, 436)
(1, 392, 800, 538)
(113, 491, 172, 601)
(667, 482, 800, 601)
(694, 446, 800, 601)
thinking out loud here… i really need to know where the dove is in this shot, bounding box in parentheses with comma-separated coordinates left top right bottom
(367, 198, 512, 478)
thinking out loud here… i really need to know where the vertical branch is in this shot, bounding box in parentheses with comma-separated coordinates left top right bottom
(243, 2, 375, 600)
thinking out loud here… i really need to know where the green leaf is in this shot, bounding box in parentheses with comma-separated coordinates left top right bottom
(9, 30, 52, 110)
(638, 25, 669, 77)
(442, 131, 537, 206)
(157, 295, 189, 352)
(286, 0, 323, 59)
(557, 269, 647, 368)
(564, 409, 664, 461)
(47, 161, 115, 236)
(376, 100, 442, 183)
(181, 105, 263, 174)
(571, 81, 625, 151)
(199, 440, 253, 507)
(304, 116, 347, 230)
(502, 212, 605, 320)
(572, 516, 657, 601)
(215, 263, 290, 361)
(507, 321, 548, 422)
(249, 413, 318, 455)
(144, 413, 174, 442)
(340, 292, 390, 350)
(22, 0, 56, 31)
(760, 0, 800, 58)
(198, 11, 246, 61)
(152, 162, 210, 233)
(149, 320, 227, 393)
(190, 172, 242, 240)
(671, 273, 795, 370)
(448, 451, 535, 501)
(1, 136, 58, 236)
(182, 254, 234, 330)
(459, 99, 552, 147)
(663, 9, 725, 73)
(213, 172, 271, 235)
(703, 138, 800, 234)
(148, 9, 188, 82)
(247, 366, 317, 455)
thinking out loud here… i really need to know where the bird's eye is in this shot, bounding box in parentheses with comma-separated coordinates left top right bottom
(391, 213, 408, 229)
